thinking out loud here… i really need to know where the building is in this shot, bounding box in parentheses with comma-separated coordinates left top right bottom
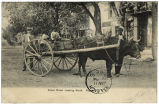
(132, 2, 152, 47)
(88, 2, 153, 47)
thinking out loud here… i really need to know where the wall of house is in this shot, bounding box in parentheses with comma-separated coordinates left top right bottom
(147, 16, 152, 47)
(88, 2, 152, 47)
(89, 2, 121, 37)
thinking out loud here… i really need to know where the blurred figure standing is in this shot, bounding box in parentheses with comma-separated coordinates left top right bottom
(23, 27, 33, 71)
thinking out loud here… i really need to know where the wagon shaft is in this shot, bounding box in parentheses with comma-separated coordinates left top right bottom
(54, 44, 119, 54)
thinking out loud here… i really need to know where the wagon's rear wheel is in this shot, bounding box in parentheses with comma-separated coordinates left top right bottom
(53, 53, 78, 71)
(24, 39, 53, 76)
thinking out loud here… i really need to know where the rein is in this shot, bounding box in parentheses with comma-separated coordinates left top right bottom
(104, 38, 121, 66)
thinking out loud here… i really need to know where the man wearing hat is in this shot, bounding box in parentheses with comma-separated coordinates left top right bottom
(117, 27, 124, 40)
(23, 27, 34, 71)
(116, 27, 124, 70)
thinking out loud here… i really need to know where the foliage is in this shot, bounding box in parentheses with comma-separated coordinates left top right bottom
(2, 25, 17, 45)
(2, 2, 89, 45)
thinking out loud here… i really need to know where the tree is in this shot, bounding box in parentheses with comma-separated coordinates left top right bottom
(80, 2, 102, 35)
(3, 2, 89, 45)
(2, 25, 17, 45)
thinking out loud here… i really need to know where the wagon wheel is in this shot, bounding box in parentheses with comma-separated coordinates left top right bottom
(53, 53, 78, 71)
(24, 39, 54, 76)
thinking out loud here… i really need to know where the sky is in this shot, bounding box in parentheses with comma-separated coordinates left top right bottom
(2, 3, 10, 30)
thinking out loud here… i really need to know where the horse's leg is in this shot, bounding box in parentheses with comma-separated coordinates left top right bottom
(115, 65, 122, 77)
(30, 58, 33, 69)
(106, 61, 112, 78)
(115, 58, 124, 77)
(23, 58, 27, 71)
(73, 54, 83, 77)
(81, 57, 88, 76)
(78, 61, 82, 77)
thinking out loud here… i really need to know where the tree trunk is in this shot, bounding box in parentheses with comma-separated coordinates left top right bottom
(81, 3, 102, 35)
(55, 6, 61, 36)
(152, 2, 157, 60)
(48, 3, 61, 35)
(94, 22, 102, 35)
(92, 3, 102, 35)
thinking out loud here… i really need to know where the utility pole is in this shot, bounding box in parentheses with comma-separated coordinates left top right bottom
(152, 2, 157, 60)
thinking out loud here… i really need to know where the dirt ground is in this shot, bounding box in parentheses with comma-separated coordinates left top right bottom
(2, 46, 157, 89)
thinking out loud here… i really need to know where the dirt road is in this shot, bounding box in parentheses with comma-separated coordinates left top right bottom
(2, 47, 157, 88)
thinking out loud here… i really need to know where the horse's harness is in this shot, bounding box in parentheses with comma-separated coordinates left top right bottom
(77, 37, 121, 66)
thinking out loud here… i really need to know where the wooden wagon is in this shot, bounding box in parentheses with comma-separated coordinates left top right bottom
(24, 38, 120, 76)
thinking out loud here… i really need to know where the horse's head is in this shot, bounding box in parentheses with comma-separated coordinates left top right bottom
(120, 37, 141, 59)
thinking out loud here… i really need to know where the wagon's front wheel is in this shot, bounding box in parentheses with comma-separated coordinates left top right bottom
(24, 39, 54, 76)
(53, 53, 78, 71)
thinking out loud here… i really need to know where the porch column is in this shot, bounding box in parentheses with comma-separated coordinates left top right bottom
(152, 2, 157, 60)
(133, 17, 138, 41)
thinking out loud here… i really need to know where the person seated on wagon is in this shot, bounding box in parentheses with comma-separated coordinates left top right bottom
(41, 34, 49, 40)
(51, 31, 61, 41)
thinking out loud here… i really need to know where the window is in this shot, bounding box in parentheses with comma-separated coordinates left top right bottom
(108, 7, 112, 19)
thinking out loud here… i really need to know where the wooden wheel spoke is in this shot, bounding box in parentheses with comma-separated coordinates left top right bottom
(44, 47, 50, 52)
(71, 54, 76, 58)
(33, 60, 38, 69)
(26, 56, 35, 59)
(67, 56, 76, 61)
(37, 41, 41, 53)
(33, 41, 38, 52)
(62, 58, 64, 70)
(37, 62, 40, 72)
(54, 57, 61, 63)
(28, 44, 38, 54)
(40, 45, 44, 52)
(40, 44, 49, 52)
(65, 57, 73, 66)
(42, 59, 51, 66)
(39, 62, 44, 75)
(30, 60, 37, 69)
(41, 60, 49, 72)
(26, 59, 37, 66)
(63, 58, 68, 69)
(57, 58, 62, 67)
(25, 50, 37, 56)
(45, 57, 52, 62)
